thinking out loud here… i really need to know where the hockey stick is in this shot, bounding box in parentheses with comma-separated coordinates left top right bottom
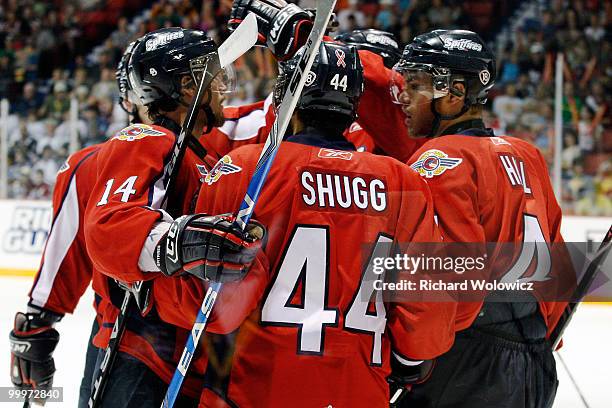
(161, 2, 336, 407)
(88, 14, 259, 408)
(550, 224, 612, 349)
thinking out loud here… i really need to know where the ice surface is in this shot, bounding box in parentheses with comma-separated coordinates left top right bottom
(0, 276, 609, 407)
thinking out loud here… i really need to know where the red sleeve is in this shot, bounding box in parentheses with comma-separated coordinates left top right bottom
(199, 95, 274, 159)
(343, 122, 377, 152)
(153, 254, 270, 334)
(28, 147, 98, 315)
(387, 167, 455, 360)
(357, 50, 427, 162)
(407, 140, 487, 243)
(84, 126, 175, 283)
(407, 140, 486, 331)
(155, 147, 271, 334)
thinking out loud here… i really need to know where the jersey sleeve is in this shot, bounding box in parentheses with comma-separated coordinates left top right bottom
(386, 166, 456, 360)
(357, 50, 427, 162)
(407, 141, 487, 243)
(199, 95, 274, 159)
(84, 128, 175, 283)
(155, 147, 271, 334)
(28, 149, 97, 315)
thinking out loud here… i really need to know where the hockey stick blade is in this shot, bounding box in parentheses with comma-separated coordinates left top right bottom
(161, 13, 258, 209)
(551, 224, 612, 349)
(219, 13, 258, 68)
(161, 2, 336, 407)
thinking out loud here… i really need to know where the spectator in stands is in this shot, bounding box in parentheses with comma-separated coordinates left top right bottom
(493, 83, 524, 127)
(33, 146, 60, 186)
(111, 17, 131, 52)
(38, 81, 70, 121)
(337, 0, 366, 33)
(12, 82, 43, 117)
(27, 169, 51, 200)
(562, 132, 581, 172)
(90, 68, 118, 104)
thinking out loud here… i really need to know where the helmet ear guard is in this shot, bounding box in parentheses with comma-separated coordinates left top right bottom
(274, 41, 364, 123)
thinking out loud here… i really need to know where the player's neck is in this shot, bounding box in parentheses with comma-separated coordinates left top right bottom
(436, 112, 483, 137)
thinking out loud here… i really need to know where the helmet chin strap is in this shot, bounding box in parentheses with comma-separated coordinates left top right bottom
(178, 88, 216, 134)
(428, 97, 470, 137)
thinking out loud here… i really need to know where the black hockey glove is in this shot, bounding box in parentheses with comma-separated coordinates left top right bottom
(9, 310, 61, 394)
(154, 213, 266, 283)
(388, 355, 435, 406)
(229, 0, 313, 60)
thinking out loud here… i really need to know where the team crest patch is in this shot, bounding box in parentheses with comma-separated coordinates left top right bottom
(114, 124, 166, 141)
(197, 155, 242, 185)
(58, 160, 70, 173)
(411, 149, 462, 178)
(318, 148, 353, 161)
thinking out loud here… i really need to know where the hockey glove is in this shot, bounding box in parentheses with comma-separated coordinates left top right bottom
(229, 0, 313, 60)
(154, 213, 266, 283)
(388, 354, 435, 405)
(9, 310, 61, 394)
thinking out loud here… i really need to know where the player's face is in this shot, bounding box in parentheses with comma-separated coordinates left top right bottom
(207, 80, 226, 127)
(395, 70, 436, 138)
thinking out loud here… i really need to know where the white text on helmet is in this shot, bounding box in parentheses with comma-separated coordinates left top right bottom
(442, 38, 482, 52)
(145, 31, 185, 52)
(365, 33, 398, 49)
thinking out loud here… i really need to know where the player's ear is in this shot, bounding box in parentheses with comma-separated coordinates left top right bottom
(439, 81, 465, 114)
(449, 81, 466, 104)
(180, 75, 196, 98)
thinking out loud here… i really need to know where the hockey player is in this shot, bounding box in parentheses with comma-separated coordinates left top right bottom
(389, 30, 569, 408)
(153, 41, 456, 407)
(335, 28, 401, 152)
(227, 4, 569, 404)
(228, 0, 427, 162)
(8, 39, 152, 408)
(82, 28, 248, 407)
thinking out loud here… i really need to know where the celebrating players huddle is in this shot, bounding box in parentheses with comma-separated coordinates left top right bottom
(10, 1, 569, 408)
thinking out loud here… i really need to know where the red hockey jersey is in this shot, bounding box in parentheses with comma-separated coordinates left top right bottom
(356, 50, 429, 162)
(83, 123, 215, 399)
(199, 96, 275, 160)
(156, 136, 455, 407)
(29, 145, 100, 315)
(407, 133, 570, 336)
(200, 92, 389, 160)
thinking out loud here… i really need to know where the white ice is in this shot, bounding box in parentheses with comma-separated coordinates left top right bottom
(0, 276, 610, 407)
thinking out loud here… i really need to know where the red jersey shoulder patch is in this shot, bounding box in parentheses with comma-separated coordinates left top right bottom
(113, 124, 167, 141)
(411, 149, 462, 178)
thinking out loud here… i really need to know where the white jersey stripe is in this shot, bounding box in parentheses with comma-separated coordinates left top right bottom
(218, 93, 273, 141)
(30, 176, 80, 308)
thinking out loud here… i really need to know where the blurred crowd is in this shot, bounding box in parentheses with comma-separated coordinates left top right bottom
(1, 0, 610, 215)
(487, 0, 611, 215)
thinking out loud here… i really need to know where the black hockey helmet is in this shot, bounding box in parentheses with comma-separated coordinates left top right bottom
(127, 28, 234, 112)
(274, 41, 364, 122)
(395, 29, 496, 106)
(335, 29, 401, 69)
(392, 29, 496, 136)
(116, 39, 140, 115)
